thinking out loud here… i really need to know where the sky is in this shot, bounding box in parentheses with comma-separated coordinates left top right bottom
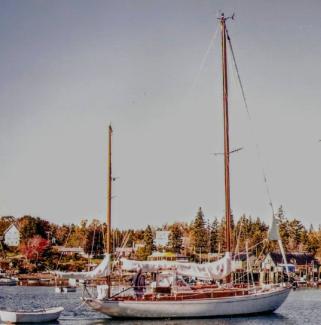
(0, 0, 321, 229)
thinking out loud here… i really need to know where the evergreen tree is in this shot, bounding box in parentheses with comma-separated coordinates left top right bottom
(277, 205, 290, 248)
(143, 225, 155, 256)
(306, 231, 320, 254)
(168, 223, 183, 253)
(191, 207, 208, 253)
(209, 218, 219, 253)
(288, 219, 304, 251)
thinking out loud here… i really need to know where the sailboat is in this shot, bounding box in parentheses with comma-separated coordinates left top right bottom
(83, 13, 291, 318)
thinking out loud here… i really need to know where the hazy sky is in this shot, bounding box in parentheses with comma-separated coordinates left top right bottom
(1, 0, 321, 228)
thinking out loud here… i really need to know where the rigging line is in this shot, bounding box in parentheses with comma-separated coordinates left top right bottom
(55, 226, 73, 270)
(253, 240, 267, 268)
(234, 216, 243, 257)
(233, 238, 266, 256)
(226, 28, 275, 215)
(189, 24, 219, 93)
(102, 224, 106, 251)
(120, 230, 130, 249)
(89, 224, 97, 266)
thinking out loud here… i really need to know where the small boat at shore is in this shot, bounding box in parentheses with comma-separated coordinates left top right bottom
(0, 307, 64, 323)
(0, 277, 18, 286)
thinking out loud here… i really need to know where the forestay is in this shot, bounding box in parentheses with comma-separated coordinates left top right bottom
(121, 253, 231, 280)
(55, 254, 111, 279)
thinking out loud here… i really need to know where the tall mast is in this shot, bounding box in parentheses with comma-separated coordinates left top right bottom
(106, 123, 112, 297)
(220, 13, 232, 254)
(107, 124, 112, 254)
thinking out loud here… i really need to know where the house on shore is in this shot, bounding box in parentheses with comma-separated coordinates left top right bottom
(115, 247, 134, 258)
(148, 251, 188, 262)
(262, 252, 320, 281)
(53, 246, 86, 257)
(1, 223, 20, 247)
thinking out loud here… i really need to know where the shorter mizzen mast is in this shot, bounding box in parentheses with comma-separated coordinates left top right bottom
(54, 127, 112, 281)
(106, 124, 113, 298)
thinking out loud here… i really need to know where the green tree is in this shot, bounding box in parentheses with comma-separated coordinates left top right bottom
(135, 246, 149, 260)
(209, 218, 219, 253)
(168, 223, 183, 253)
(191, 207, 208, 253)
(306, 231, 320, 254)
(143, 225, 155, 257)
(277, 206, 290, 248)
(287, 219, 305, 251)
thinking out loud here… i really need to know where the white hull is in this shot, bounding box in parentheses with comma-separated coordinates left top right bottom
(0, 278, 18, 286)
(0, 307, 64, 323)
(85, 286, 290, 319)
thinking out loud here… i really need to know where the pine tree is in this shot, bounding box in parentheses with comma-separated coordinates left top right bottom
(169, 223, 183, 253)
(209, 218, 219, 253)
(277, 205, 290, 248)
(191, 207, 208, 253)
(288, 219, 304, 251)
(143, 225, 155, 256)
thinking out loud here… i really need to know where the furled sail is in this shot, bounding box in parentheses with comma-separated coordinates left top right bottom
(268, 214, 280, 241)
(121, 253, 231, 280)
(267, 214, 289, 274)
(55, 254, 111, 279)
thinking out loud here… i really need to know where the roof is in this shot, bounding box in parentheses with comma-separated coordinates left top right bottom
(3, 223, 20, 235)
(232, 253, 255, 261)
(269, 252, 319, 266)
(53, 246, 84, 253)
(149, 252, 186, 258)
(116, 247, 133, 252)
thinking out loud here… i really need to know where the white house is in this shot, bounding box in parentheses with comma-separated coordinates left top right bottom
(154, 231, 170, 247)
(3, 223, 20, 247)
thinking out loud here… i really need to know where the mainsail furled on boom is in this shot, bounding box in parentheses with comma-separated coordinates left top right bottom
(55, 254, 111, 279)
(121, 253, 231, 281)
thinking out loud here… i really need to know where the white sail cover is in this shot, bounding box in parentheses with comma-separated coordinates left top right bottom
(268, 214, 281, 241)
(121, 253, 231, 281)
(55, 254, 111, 279)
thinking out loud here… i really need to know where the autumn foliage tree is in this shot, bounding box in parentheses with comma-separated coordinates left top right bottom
(19, 236, 49, 261)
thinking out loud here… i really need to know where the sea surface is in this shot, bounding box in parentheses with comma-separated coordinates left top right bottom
(0, 286, 320, 324)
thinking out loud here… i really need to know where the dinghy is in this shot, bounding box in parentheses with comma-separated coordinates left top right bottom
(0, 307, 64, 323)
(0, 277, 18, 286)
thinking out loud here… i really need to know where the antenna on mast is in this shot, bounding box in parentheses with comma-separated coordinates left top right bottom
(217, 12, 235, 21)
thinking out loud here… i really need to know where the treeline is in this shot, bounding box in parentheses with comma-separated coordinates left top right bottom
(0, 206, 321, 266)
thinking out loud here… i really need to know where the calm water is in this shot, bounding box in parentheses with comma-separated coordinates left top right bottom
(0, 286, 320, 324)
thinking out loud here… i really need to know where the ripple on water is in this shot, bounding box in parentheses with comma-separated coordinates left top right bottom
(0, 287, 321, 324)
